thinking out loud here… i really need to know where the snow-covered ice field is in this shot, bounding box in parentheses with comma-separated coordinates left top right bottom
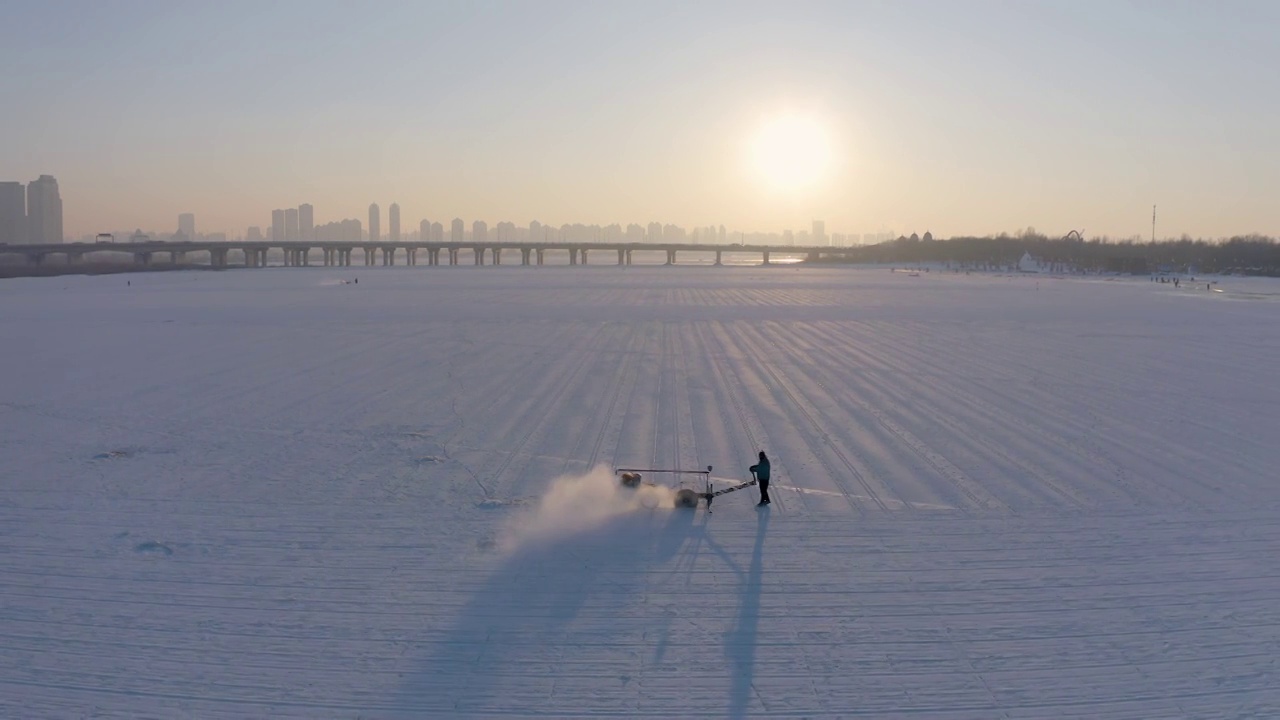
(3, 266, 1280, 718)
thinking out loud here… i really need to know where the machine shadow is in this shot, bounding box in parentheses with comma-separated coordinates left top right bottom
(393, 507, 699, 718)
(726, 507, 770, 719)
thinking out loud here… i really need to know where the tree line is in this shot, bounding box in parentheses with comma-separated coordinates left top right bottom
(823, 233, 1280, 276)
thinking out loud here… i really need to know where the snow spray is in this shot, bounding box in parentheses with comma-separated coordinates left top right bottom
(500, 465, 676, 551)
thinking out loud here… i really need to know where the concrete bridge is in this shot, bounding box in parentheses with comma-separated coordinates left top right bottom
(0, 241, 857, 269)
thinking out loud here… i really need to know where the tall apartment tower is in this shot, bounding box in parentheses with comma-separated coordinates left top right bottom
(271, 209, 286, 241)
(451, 218, 464, 242)
(389, 203, 401, 242)
(419, 219, 430, 242)
(368, 203, 380, 242)
(284, 208, 299, 241)
(298, 204, 313, 242)
(812, 220, 826, 246)
(178, 213, 195, 240)
(26, 175, 62, 244)
(472, 220, 488, 243)
(0, 182, 25, 245)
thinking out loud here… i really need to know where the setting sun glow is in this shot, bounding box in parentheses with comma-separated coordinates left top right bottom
(748, 113, 835, 195)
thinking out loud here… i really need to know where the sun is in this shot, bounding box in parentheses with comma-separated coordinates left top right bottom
(748, 113, 835, 194)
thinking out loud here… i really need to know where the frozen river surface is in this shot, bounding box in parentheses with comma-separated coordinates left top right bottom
(3, 266, 1279, 718)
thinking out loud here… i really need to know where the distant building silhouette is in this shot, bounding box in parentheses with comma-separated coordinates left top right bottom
(368, 203, 380, 242)
(529, 220, 542, 243)
(389, 202, 400, 242)
(472, 220, 488, 243)
(812, 220, 826, 246)
(431, 221, 443, 242)
(271, 210, 285, 242)
(0, 181, 24, 245)
(285, 208, 299, 242)
(299, 204, 313, 242)
(246, 226, 264, 242)
(647, 222, 662, 243)
(26, 175, 62, 244)
(178, 213, 195, 241)
(419, 218, 430, 242)
(451, 218, 464, 242)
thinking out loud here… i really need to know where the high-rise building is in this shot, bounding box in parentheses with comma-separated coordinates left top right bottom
(472, 220, 488, 243)
(812, 220, 826, 246)
(26, 175, 62, 244)
(298, 204, 313, 242)
(178, 213, 195, 241)
(368, 203, 380, 242)
(271, 209, 286, 241)
(419, 219, 430, 242)
(529, 220, 542, 243)
(0, 182, 24, 245)
(246, 226, 264, 242)
(389, 203, 400, 242)
(451, 218, 464, 242)
(285, 208, 299, 241)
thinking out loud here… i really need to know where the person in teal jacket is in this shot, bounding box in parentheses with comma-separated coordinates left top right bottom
(749, 450, 771, 506)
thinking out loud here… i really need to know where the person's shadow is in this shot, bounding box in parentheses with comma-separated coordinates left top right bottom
(393, 508, 697, 717)
(726, 507, 770, 718)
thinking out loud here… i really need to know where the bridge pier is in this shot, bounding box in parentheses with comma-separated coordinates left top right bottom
(449, 248, 459, 265)
(536, 248, 544, 265)
(211, 248, 228, 268)
(762, 251, 770, 265)
(493, 248, 502, 265)
(382, 247, 395, 266)
(569, 248, 578, 265)
(134, 252, 151, 267)
(715, 250, 722, 266)
(666, 249, 676, 265)
(581, 249, 589, 265)
(617, 248, 625, 266)
(65, 252, 79, 265)
(428, 248, 440, 265)
(407, 247, 417, 266)
(473, 248, 484, 265)
(172, 250, 185, 265)
(361, 248, 373, 266)
(521, 248, 531, 265)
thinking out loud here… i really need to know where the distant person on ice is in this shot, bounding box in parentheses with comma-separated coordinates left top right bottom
(750, 451, 771, 506)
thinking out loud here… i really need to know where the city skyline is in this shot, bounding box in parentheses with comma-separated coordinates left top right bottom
(4, 2, 1279, 240)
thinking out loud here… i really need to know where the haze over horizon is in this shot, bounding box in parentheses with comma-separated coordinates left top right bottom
(4, 0, 1278, 240)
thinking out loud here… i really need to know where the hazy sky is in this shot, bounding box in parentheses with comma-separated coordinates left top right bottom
(3, 0, 1278, 240)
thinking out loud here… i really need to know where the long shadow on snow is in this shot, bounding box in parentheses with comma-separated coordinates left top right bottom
(726, 507, 769, 719)
(393, 507, 697, 717)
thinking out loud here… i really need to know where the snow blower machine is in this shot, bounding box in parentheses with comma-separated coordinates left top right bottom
(615, 466, 759, 513)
